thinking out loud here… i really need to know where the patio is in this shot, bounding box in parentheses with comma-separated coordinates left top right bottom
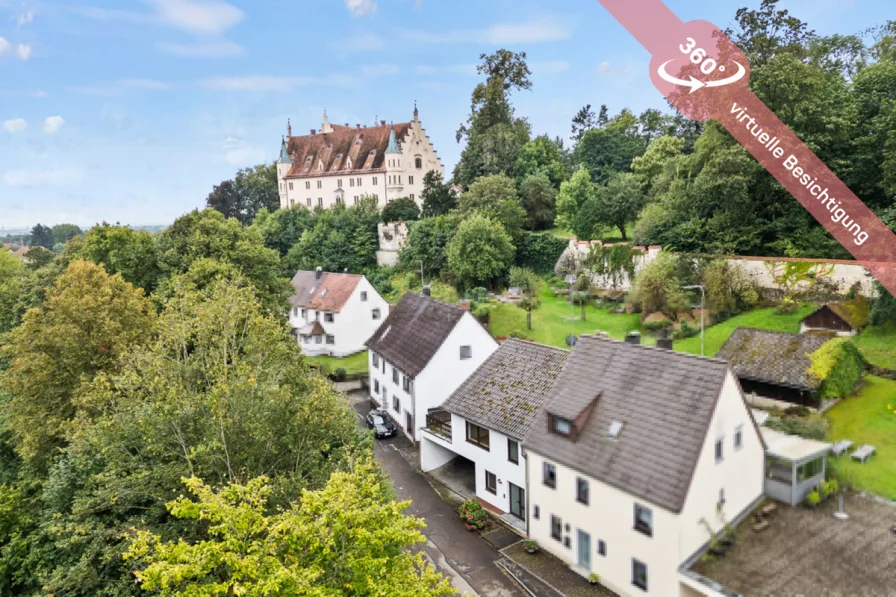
(690, 492, 896, 596)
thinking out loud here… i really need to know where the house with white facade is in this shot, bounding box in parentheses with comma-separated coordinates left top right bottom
(288, 268, 389, 358)
(276, 106, 444, 210)
(420, 339, 568, 525)
(524, 334, 766, 597)
(365, 290, 498, 442)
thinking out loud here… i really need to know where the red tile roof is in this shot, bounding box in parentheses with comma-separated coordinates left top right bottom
(288, 270, 363, 312)
(284, 122, 413, 179)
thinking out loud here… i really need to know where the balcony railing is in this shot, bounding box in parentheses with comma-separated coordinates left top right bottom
(425, 410, 452, 441)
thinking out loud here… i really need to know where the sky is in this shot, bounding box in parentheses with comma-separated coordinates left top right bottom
(0, 0, 890, 230)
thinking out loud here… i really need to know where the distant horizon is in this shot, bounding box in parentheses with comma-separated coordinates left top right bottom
(2, 222, 170, 234)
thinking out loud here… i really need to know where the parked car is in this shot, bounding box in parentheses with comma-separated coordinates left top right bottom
(366, 409, 397, 439)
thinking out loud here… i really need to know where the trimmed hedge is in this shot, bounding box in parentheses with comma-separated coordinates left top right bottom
(515, 232, 568, 275)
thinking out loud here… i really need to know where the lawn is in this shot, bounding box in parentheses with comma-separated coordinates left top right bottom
(545, 224, 634, 244)
(851, 326, 896, 370)
(673, 304, 817, 357)
(825, 376, 896, 501)
(308, 351, 369, 375)
(489, 287, 646, 348)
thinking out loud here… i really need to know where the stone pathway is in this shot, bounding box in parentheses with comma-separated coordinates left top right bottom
(501, 542, 619, 597)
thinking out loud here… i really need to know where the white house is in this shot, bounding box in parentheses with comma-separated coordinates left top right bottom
(288, 268, 389, 358)
(524, 334, 766, 597)
(365, 290, 498, 442)
(276, 106, 444, 211)
(420, 339, 569, 525)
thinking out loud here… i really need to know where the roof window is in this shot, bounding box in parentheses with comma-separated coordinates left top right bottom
(609, 421, 624, 439)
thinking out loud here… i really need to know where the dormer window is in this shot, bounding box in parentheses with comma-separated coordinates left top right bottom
(369, 150, 376, 155)
(305, 156, 313, 162)
(551, 416, 572, 436)
(335, 153, 343, 160)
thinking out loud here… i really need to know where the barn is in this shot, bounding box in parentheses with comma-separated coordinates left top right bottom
(799, 299, 870, 337)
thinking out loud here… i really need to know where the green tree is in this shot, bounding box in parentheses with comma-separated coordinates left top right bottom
(50, 224, 83, 246)
(23, 247, 54, 270)
(398, 216, 459, 277)
(0, 259, 155, 463)
(509, 266, 541, 330)
(125, 457, 454, 597)
(29, 224, 53, 249)
(555, 166, 601, 240)
(205, 179, 243, 222)
(595, 173, 645, 241)
(571, 104, 597, 143)
(514, 135, 570, 189)
(284, 199, 380, 275)
(631, 135, 684, 194)
(518, 172, 558, 231)
(206, 164, 280, 225)
(573, 127, 645, 184)
(630, 252, 690, 319)
(698, 259, 759, 317)
(80, 223, 160, 292)
(420, 171, 456, 217)
(381, 197, 421, 223)
(455, 174, 527, 242)
(446, 214, 515, 288)
(250, 205, 316, 258)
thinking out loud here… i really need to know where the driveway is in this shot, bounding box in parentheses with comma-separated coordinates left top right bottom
(355, 400, 526, 597)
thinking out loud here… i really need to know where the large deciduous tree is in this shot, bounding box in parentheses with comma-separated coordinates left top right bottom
(446, 214, 515, 288)
(398, 215, 459, 277)
(80, 223, 160, 292)
(518, 172, 558, 231)
(555, 166, 601, 240)
(206, 164, 280, 225)
(595, 173, 645, 241)
(381, 197, 421, 223)
(455, 174, 527, 242)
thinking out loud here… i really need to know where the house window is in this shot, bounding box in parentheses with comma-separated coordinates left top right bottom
(576, 478, 589, 505)
(373, 176, 378, 185)
(301, 309, 307, 318)
(465, 422, 490, 450)
(409, 176, 415, 185)
(307, 198, 312, 207)
(552, 416, 572, 436)
(598, 540, 606, 556)
(735, 425, 743, 450)
(314, 335, 322, 344)
(543, 462, 556, 488)
(372, 308, 381, 320)
(533, 505, 540, 520)
(288, 182, 294, 190)
(324, 313, 334, 323)
(372, 353, 379, 367)
(409, 193, 415, 201)
(508, 440, 519, 464)
(374, 379, 380, 393)
(715, 437, 724, 462)
(317, 181, 322, 189)
(634, 504, 653, 537)
(460, 346, 472, 360)
(550, 515, 562, 542)
(305, 181, 311, 189)
(632, 559, 648, 591)
(356, 177, 361, 186)
(326, 335, 334, 345)
(392, 367, 399, 384)
(392, 395, 400, 412)
(415, 157, 423, 168)
(335, 196, 343, 205)
(318, 198, 323, 207)
(402, 375, 412, 393)
(361, 291, 368, 302)
(485, 471, 497, 494)
(337, 179, 343, 188)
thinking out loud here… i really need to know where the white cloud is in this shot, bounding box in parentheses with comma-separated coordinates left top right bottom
(345, 0, 377, 17)
(199, 74, 355, 92)
(2, 168, 83, 188)
(73, 78, 171, 96)
(17, 10, 34, 26)
(0, 37, 9, 54)
(16, 43, 31, 61)
(531, 60, 570, 74)
(401, 18, 573, 45)
(222, 137, 265, 166)
(157, 39, 244, 57)
(149, 0, 244, 35)
(2, 118, 27, 133)
(43, 115, 65, 134)
(596, 61, 632, 78)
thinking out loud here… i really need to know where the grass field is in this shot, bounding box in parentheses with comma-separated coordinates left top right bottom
(308, 351, 369, 375)
(851, 326, 896, 370)
(489, 287, 646, 348)
(673, 304, 817, 357)
(546, 224, 635, 244)
(825, 376, 896, 501)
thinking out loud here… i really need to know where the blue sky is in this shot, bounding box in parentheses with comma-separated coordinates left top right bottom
(0, 0, 888, 230)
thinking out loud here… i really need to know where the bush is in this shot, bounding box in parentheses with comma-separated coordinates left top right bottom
(764, 416, 829, 441)
(643, 319, 673, 333)
(515, 233, 569, 275)
(808, 338, 866, 399)
(806, 490, 821, 507)
(776, 298, 799, 314)
(333, 368, 347, 381)
(673, 320, 700, 340)
(456, 498, 488, 530)
(822, 478, 839, 498)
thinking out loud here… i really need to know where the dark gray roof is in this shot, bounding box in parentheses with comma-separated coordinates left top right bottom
(523, 335, 731, 513)
(441, 339, 569, 440)
(365, 292, 466, 378)
(715, 328, 828, 391)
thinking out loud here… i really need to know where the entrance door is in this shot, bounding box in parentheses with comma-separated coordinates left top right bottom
(406, 412, 414, 440)
(509, 483, 525, 521)
(577, 530, 591, 571)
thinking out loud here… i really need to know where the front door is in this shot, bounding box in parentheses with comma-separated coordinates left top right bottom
(577, 530, 591, 571)
(509, 483, 525, 521)
(406, 412, 414, 440)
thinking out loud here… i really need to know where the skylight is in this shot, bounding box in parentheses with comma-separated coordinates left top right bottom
(609, 421, 624, 439)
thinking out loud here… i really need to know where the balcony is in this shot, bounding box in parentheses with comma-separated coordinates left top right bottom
(425, 410, 452, 441)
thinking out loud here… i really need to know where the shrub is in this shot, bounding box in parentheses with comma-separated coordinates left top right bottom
(822, 478, 839, 498)
(784, 405, 812, 417)
(776, 298, 799, 314)
(474, 304, 491, 319)
(764, 416, 829, 441)
(333, 368, 347, 381)
(808, 338, 866, 399)
(643, 319, 673, 333)
(673, 320, 699, 340)
(456, 498, 488, 530)
(515, 232, 569, 275)
(806, 490, 821, 507)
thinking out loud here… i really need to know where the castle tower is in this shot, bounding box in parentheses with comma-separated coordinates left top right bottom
(277, 135, 292, 208)
(321, 110, 334, 134)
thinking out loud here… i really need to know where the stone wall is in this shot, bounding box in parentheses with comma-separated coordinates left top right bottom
(376, 221, 409, 267)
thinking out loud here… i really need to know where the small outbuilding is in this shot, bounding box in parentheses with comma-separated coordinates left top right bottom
(762, 427, 832, 506)
(799, 298, 870, 337)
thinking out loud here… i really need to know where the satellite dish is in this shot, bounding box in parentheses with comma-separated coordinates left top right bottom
(566, 334, 578, 347)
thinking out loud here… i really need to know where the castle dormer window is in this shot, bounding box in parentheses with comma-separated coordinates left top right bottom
(305, 156, 312, 162)
(369, 150, 376, 155)
(335, 153, 343, 160)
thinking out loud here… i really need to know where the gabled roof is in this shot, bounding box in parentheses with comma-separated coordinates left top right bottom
(716, 328, 828, 391)
(365, 292, 467, 378)
(284, 122, 412, 178)
(297, 321, 325, 336)
(802, 299, 870, 330)
(441, 339, 569, 440)
(524, 335, 732, 513)
(288, 271, 363, 312)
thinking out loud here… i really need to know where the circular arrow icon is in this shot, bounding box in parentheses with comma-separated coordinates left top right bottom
(657, 59, 746, 94)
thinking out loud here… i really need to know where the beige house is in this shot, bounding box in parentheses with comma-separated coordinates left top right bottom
(524, 335, 766, 597)
(276, 106, 444, 210)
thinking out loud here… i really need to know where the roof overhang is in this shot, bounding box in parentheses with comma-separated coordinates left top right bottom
(761, 428, 831, 462)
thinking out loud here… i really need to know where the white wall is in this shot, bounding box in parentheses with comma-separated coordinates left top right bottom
(383, 119, 444, 206)
(526, 451, 681, 597)
(290, 277, 389, 357)
(677, 371, 765, 563)
(281, 172, 387, 210)
(420, 413, 525, 514)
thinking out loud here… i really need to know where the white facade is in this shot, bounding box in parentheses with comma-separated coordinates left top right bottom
(420, 413, 526, 517)
(525, 371, 765, 597)
(278, 112, 444, 211)
(368, 312, 497, 442)
(290, 276, 389, 358)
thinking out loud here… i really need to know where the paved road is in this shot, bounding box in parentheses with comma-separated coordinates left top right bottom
(356, 401, 526, 597)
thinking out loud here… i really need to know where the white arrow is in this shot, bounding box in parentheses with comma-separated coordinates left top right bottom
(704, 61, 747, 87)
(658, 60, 706, 94)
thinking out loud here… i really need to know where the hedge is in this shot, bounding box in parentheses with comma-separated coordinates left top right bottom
(515, 232, 568, 275)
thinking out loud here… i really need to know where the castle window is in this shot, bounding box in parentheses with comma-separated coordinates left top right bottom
(410, 193, 415, 201)
(337, 179, 343, 188)
(415, 157, 423, 168)
(373, 177, 378, 185)
(318, 198, 323, 207)
(305, 181, 310, 190)
(357, 177, 362, 186)
(317, 181, 322, 189)
(306, 198, 311, 207)
(409, 176, 414, 185)
(288, 182, 293, 190)
(350, 179, 355, 187)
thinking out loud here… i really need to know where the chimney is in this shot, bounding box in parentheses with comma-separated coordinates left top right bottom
(345, 123, 349, 127)
(422, 285, 432, 297)
(656, 338, 674, 350)
(356, 124, 361, 129)
(315, 266, 322, 280)
(624, 331, 642, 345)
(311, 129, 316, 135)
(380, 120, 386, 126)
